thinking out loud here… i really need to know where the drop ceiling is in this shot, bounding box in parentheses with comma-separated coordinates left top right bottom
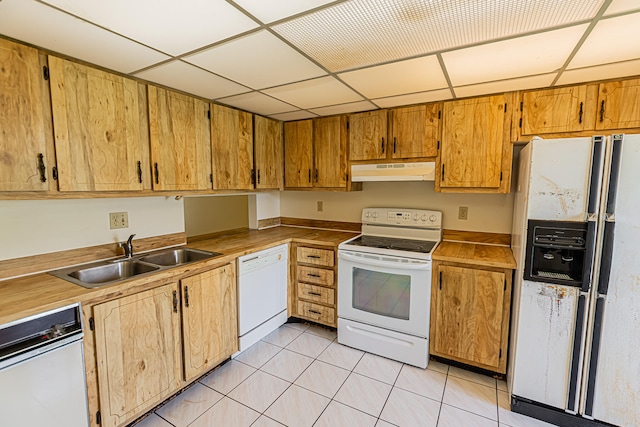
(1, 0, 639, 120)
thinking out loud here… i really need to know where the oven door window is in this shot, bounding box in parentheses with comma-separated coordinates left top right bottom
(352, 267, 410, 320)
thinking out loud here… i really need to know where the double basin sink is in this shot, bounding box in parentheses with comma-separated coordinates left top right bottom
(50, 247, 222, 289)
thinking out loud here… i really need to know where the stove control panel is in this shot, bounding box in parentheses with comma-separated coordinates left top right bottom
(362, 208, 442, 228)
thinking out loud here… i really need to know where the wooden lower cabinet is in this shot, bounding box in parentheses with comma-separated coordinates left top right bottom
(430, 261, 512, 374)
(294, 245, 337, 327)
(91, 263, 237, 427)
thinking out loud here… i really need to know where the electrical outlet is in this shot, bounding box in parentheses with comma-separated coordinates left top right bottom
(458, 206, 469, 220)
(109, 212, 129, 229)
(317, 201, 324, 212)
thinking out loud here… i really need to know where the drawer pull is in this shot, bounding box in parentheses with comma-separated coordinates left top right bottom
(184, 286, 190, 308)
(309, 309, 322, 315)
(307, 255, 321, 259)
(308, 292, 322, 297)
(172, 290, 178, 313)
(307, 273, 321, 278)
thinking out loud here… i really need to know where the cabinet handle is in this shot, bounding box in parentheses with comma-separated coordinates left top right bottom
(393, 137, 397, 154)
(309, 309, 322, 315)
(251, 169, 256, 185)
(308, 169, 311, 183)
(579, 102, 583, 124)
(441, 164, 445, 181)
(315, 170, 319, 182)
(307, 273, 321, 278)
(381, 137, 385, 154)
(37, 153, 46, 183)
(600, 100, 605, 122)
(137, 161, 142, 183)
(307, 255, 321, 259)
(257, 169, 261, 184)
(184, 286, 190, 308)
(439, 271, 442, 290)
(308, 292, 322, 297)
(154, 163, 159, 184)
(173, 290, 178, 312)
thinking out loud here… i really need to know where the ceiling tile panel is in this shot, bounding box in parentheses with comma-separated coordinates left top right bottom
(216, 92, 296, 116)
(309, 101, 377, 116)
(264, 76, 363, 109)
(0, 0, 169, 73)
(372, 88, 453, 108)
(605, 0, 640, 15)
(274, 0, 603, 72)
(569, 13, 640, 69)
(134, 61, 249, 99)
(269, 110, 318, 121)
(454, 74, 556, 98)
(442, 25, 588, 87)
(184, 30, 326, 90)
(557, 59, 640, 85)
(233, 0, 336, 24)
(338, 56, 447, 99)
(41, 0, 259, 55)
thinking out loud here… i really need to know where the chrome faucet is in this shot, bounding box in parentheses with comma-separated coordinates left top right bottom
(119, 234, 136, 258)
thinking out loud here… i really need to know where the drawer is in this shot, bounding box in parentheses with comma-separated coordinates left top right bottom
(297, 301, 335, 326)
(297, 265, 334, 287)
(297, 247, 334, 267)
(297, 283, 335, 306)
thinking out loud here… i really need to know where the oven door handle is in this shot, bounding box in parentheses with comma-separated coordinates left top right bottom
(338, 251, 432, 270)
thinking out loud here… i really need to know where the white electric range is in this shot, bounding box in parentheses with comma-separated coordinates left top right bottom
(337, 207, 442, 368)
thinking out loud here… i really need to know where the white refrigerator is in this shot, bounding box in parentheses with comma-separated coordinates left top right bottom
(509, 134, 640, 427)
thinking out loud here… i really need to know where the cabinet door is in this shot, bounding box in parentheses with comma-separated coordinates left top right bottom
(349, 110, 387, 161)
(93, 283, 182, 427)
(596, 78, 640, 130)
(433, 265, 505, 369)
(440, 95, 505, 189)
(521, 86, 588, 135)
(49, 56, 146, 191)
(390, 104, 439, 159)
(181, 264, 237, 382)
(148, 86, 211, 191)
(254, 115, 283, 190)
(284, 120, 313, 188)
(211, 104, 253, 190)
(0, 39, 52, 191)
(314, 116, 347, 188)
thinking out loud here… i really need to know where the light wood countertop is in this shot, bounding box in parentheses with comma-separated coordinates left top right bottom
(433, 241, 516, 269)
(0, 226, 358, 326)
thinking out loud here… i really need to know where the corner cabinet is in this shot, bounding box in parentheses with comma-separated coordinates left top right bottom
(0, 39, 54, 191)
(148, 86, 211, 191)
(211, 104, 253, 190)
(430, 261, 512, 374)
(254, 115, 283, 190)
(294, 245, 337, 327)
(49, 56, 150, 191)
(437, 94, 512, 193)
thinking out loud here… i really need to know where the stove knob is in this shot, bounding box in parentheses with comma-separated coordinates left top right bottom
(365, 211, 371, 218)
(413, 213, 419, 221)
(429, 215, 437, 222)
(372, 212, 378, 219)
(421, 214, 427, 221)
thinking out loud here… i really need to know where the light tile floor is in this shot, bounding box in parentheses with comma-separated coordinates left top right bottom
(133, 323, 559, 427)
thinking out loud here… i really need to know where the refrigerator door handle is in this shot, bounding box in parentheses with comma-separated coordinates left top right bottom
(567, 294, 587, 413)
(587, 136, 605, 216)
(597, 221, 615, 296)
(605, 135, 623, 216)
(581, 220, 597, 293)
(584, 297, 605, 418)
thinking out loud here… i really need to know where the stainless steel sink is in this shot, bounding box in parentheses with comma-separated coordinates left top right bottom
(50, 247, 222, 289)
(139, 248, 221, 266)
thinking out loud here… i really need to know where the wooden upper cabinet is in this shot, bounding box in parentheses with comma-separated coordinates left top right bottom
(0, 39, 53, 191)
(254, 115, 283, 190)
(596, 78, 640, 130)
(349, 110, 388, 161)
(181, 264, 237, 382)
(439, 95, 509, 192)
(93, 283, 182, 427)
(284, 120, 314, 188)
(211, 104, 253, 190)
(389, 104, 440, 159)
(314, 116, 347, 188)
(49, 56, 148, 191)
(521, 85, 591, 135)
(432, 264, 507, 371)
(148, 86, 211, 191)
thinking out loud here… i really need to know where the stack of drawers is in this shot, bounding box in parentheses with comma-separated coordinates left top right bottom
(295, 245, 336, 327)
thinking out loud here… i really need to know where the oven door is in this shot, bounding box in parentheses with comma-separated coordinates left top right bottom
(337, 249, 431, 338)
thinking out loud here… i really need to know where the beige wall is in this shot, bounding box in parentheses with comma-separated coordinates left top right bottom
(0, 197, 185, 261)
(183, 195, 249, 238)
(280, 181, 514, 233)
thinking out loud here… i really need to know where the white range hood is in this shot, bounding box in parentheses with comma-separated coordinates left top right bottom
(351, 162, 436, 182)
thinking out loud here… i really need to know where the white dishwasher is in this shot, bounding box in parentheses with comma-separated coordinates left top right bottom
(236, 243, 289, 352)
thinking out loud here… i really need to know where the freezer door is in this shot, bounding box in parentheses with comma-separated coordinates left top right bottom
(588, 135, 640, 426)
(527, 137, 604, 221)
(512, 280, 580, 409)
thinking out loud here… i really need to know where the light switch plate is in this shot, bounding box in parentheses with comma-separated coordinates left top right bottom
(458, 206, 468, 220)
(317, 201, 324, 212)
(109, 212, 129, 229)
